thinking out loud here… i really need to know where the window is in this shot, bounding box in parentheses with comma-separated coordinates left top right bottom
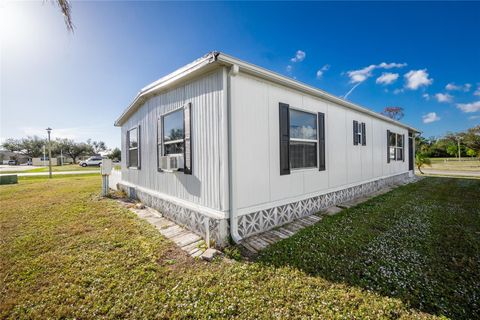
(353, 121, 366, 145)
(388, 131, 404, 161)
(163, 109, 184, 156)
(127, 127, 139, 168)
(289, 109, 317, 169)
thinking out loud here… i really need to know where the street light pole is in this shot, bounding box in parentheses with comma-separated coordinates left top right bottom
(457, 137, 462, 162)
(46, 127, 53, 178)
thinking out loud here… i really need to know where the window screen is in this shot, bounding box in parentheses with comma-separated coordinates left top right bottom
(289, 110, 317, 169)
(127, 127, 139, 168)
(163, 109, 184, 156)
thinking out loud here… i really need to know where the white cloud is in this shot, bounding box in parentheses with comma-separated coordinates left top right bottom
(346, 62, 406, 84)
(290, 50, 306, 63)
(286, 65, 292, 72)
(445, 82, 471, 92)
(393, 88, 404, 95)
(434, 93, 453, 103)
(376, 72, 399, 85)
(474, 85, 480, 96)
(378, 62, 407, 69)
(422, 93, 430, 100)
(422, 112, 440, 124)
(316, 64, 330, 79)
(468, 115, 480, 120)
(347, 64, 376, 83)
(456, 101, 480, 113)
(404, 69, 433, 90)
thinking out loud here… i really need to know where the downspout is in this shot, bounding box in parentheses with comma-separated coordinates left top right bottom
(227, 63, 242, 243)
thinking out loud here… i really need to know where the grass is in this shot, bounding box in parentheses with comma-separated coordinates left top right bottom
(1, 176, 478, 319)
(426, 157, 480, 172)
(1, 164, 99, 174)
(259, 177, 480, 319)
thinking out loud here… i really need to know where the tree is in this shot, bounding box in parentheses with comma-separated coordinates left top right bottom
(107, 148, 121, 161)
(415, 153, 431, 174)
(55, 138, 93, 164)
(466, 148, 477, 158)
(381, 107, 404, 121)
(1, 136, 45, 158)
(54, 0, 74, 32)
(87, 140, 107, 154)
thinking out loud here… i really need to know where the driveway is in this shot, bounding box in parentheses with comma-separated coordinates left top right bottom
(0, 170, 99, 177)
(0, 165, 42, 172)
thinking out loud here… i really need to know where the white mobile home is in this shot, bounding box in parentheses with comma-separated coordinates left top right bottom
(114, 52, 418, 246)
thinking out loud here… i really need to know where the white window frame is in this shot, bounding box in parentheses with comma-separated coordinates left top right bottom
(127, 126, 139, 169)
(289, 108, 318, 170)
(389, 132, 404, 161)
(161, 108, 185, 157)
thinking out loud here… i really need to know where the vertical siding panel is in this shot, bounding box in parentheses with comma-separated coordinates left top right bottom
(121, 69, 225, 211)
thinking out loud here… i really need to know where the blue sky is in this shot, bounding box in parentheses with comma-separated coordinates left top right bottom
(1, 1, 479, 149)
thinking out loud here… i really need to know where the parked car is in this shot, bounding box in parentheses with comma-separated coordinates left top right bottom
(7, 160, 17, 165)
(79, 156, 103, 167)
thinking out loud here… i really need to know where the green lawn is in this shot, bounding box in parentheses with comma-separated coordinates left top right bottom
(1, 164, 99, 174)
(1, 176, 478, 319)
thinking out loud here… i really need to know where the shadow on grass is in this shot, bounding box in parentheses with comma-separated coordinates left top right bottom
(255, 177, 480, 319)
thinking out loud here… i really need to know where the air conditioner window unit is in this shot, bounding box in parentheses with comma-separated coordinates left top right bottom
(159, 155, 184, 172)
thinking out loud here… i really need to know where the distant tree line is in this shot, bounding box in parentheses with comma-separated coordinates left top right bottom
(1, 136, 121, 163)
(416, 125, 480, 159)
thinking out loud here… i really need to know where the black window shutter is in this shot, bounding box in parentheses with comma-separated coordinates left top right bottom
(387, 130, 390, 163)
(318, 112, 326, 171)
(137, 125, 141, 169)
(402, 134, 405, 162)
(184, 103, 192, 174)
(279, 103, 290, 175)
(353, 120, 358, 145)
(361, 122, 366, 146)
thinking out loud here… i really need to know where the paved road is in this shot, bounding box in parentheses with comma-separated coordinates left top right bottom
(421, 169, 480, 177)
(0, 170, 99, 177)
(0, 165, 43, 172)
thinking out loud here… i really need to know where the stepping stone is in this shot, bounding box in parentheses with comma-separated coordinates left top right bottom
(324, 206, 343, 215)
(172, 232, 202, 247)
(200, 248, 220, 262)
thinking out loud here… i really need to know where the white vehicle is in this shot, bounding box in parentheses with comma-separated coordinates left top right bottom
(79, 156, 103, 167)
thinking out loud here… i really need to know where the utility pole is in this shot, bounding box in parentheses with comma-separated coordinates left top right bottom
(46, 127, 53, 178)
(457, 137, 462, 162)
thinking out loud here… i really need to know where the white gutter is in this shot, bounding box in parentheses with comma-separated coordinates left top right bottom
(227, 63, 242, 243)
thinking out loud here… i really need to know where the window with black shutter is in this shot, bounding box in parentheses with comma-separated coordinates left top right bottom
(279, 103, 324, 174)
(353, 120, 366, 146)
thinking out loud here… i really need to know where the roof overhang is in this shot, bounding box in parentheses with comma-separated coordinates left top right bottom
(115, 51, 420, 133)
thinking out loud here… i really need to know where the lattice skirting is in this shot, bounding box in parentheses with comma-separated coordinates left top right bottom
(118, 183, 229, 247)
(237, 172, 413, 239)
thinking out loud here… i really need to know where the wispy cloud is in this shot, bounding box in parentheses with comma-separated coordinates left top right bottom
(468, 115, 480, 120)
(445, 82, 471, 92)
(404, 69, 433, 90)
(422, 93, 430, 100)
(290, 50, 306, 63)
(456, 101, 480, 113)
(434, 93, 453, 103)
(286, 65, 292, 73)
(376, 72, 399, 85)
(344, 61, 406, 98)
(422, 112, 440, 124)
(316, 64, 330, 79)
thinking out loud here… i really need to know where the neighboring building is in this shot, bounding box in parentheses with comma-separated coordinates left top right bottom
(0, 151, 29, 164)
(114, 52, 418, 246)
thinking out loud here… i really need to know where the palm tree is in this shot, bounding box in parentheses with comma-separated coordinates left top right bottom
(415, 153, 431, 174)
(53, 0, 74, 32)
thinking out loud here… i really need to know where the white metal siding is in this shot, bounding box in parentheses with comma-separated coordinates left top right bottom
(121, 69, 228, 213)
(231, 72, 410, 213)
